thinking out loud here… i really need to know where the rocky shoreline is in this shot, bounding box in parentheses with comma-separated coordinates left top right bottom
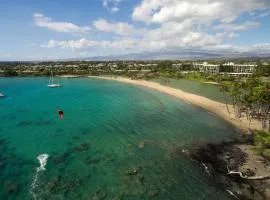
(189, 132, 270, 200)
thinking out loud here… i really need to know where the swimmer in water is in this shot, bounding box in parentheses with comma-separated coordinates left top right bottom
(58, 110, 64, 119)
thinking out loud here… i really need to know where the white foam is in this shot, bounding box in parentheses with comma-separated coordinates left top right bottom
(30, 153, 49, 200)
(37, 154, 49, 172)
(226, 189, 240, 200)
(201, 162, 211, 176)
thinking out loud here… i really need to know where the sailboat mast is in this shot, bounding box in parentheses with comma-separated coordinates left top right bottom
(49, 70, 52, 84)
(51, 71, 54, 84)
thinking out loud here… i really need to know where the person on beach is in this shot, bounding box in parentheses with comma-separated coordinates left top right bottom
(58, 110, 64, 119)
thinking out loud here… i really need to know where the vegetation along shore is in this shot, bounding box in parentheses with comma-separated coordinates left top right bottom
(1, 60, 270, 199)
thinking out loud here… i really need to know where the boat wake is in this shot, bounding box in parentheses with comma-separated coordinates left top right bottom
(30, 154, 49, 200)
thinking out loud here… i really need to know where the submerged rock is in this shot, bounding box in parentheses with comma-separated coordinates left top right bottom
(75, 143, 89, 152)
(87, 157, 101, 165)
(17, 120, 32, 127)
(56, 128, 64, 133)
(53, 153, 70, 165)
(148, 189, 159, 197)
(104, 153, 114, 162)
(4, 180, 19, 194)
(92, 187, 107, 200)
(138, 141, 145, 149)
(126, 168, 138, 176)
(72, 136, 80, 140)
(58, 178, 81, 193)
(0, 159, 6, 168)
(47, 175, 61, 191)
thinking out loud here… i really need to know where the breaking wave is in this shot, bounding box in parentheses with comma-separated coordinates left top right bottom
(30, 154, 49, 200)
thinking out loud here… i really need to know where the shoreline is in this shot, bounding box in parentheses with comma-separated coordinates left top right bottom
(88, 76, 265, 132)
(88, 76, 270, 199)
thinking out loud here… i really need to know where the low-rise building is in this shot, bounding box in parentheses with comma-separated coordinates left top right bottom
(193, 62, 220, 75)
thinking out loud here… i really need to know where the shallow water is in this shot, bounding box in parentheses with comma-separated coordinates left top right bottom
(0, 77, 235, 200)
(151, 78, 227, 103)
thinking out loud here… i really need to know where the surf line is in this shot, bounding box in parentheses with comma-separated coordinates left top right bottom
(30, 154, 49, 200)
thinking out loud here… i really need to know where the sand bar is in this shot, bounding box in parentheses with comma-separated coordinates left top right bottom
(89, 76, 266, 132)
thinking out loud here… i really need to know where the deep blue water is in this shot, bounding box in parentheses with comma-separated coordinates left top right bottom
(0, 77, 236, 200)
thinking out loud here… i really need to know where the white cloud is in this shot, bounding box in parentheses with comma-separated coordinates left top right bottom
(38, 0, 270, 57)
(215, 21, 260, 31)
(93, 19, 133, 36)
(30, 43, 37, 47)
(93, 19, 148, 36)
(34, 13, 91, 34)
(40, 37, 270, 56)
(3, 53, 12, 58)
(41, 38, 99, 49)
(102, 0, 123, 13)
(128, 0, 270, 53)
(132, 0, 269, 24)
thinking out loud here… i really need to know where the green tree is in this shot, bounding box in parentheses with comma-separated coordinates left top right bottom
(3, 69, 18, 76)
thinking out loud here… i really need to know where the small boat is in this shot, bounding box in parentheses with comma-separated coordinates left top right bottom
(48, 71, 62, 88)
(0, 93, 4, 97)
(57, 75, 80, 78)
(48, 83, 62, 88)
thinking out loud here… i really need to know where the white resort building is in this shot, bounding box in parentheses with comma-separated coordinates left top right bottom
(222, 62, 257, 77)
(191, 62, 257, 77)
(193, 62, 220, 75)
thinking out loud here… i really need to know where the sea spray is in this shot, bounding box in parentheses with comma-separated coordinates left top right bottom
(30, 154, 49, 200)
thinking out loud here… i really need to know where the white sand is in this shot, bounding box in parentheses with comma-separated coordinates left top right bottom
(89, 76, 266, 132)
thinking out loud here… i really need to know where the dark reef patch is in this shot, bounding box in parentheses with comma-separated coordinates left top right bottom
(34, 120, 55, 126)
(6, 115, 17, 121)
(56, 128, 64, 133)
(74, 143, 89, 152)
(72, 136, 80, 140)
(80, 128, 91, 135)
(53, 152, 71, 165)
(17, 108, 28, 113)
(17, 120, 33, 127)
(0, 136, 36, 199)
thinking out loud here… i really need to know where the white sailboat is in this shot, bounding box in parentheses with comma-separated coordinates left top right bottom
(0, 93, 4, 97)
(48, 71, 62, 88)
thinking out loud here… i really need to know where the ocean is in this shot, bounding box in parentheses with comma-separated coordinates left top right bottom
(0, 77, 236, 200)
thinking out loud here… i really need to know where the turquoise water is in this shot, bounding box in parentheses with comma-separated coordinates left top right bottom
(0, 77, 236, 200)
(151, 78, 227, 103)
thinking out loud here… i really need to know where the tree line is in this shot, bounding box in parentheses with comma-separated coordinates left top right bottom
(220, 77, 270, 131)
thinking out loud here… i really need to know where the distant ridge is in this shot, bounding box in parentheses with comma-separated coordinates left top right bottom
(63, 50, 270, 61)
(1, 50, 270, 62)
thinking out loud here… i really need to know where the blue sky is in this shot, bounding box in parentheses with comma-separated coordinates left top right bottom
(0, 0, 270, 60)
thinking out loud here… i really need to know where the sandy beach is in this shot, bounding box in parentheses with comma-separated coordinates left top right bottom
(89, 76, 266, 132)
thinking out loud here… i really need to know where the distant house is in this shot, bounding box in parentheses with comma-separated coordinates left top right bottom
(138, 63, 157, 67)
(193, 62, 220, 75)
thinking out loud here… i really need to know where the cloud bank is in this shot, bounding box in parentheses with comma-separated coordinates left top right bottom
(38, 0, 270, 57)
